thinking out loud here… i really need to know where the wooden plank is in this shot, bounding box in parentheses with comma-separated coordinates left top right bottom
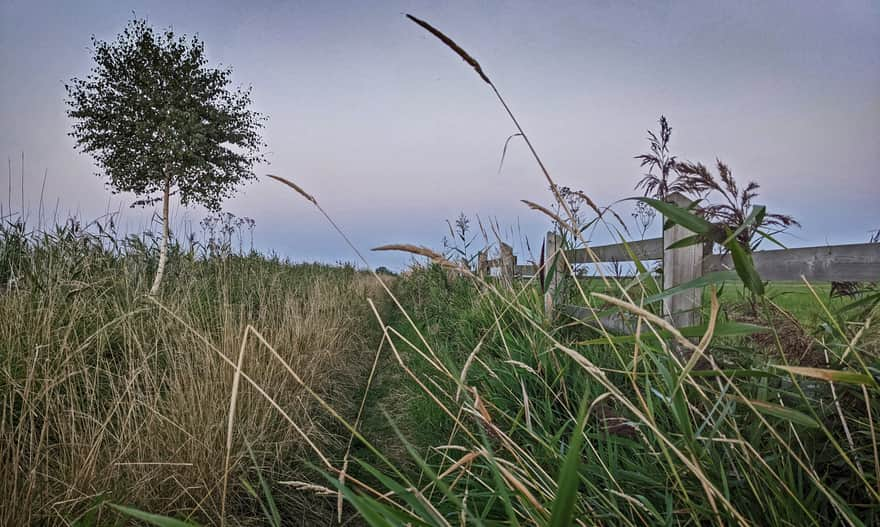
(663, 192, 704, 328)
(703, 243, 880, 282)
(545, 232, 562, 318)
(565, 237, 663, 264)
(515, 264, 537, 275)
(563, 305, 634, 333)
(500, 243, 515, 283)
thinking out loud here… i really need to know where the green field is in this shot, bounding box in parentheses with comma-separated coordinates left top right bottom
(717, 281, 842, 320)
(576, 276, 849, 323)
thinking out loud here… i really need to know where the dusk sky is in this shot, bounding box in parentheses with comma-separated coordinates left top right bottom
(1, 0, 878, 269)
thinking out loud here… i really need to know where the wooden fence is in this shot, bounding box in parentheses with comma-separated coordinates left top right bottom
(477, 192, 880, 327)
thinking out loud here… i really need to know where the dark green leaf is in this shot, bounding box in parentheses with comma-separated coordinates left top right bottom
(727, 236, 764, 296)
(107, 504, 199, 527)
(666, 233, 705, 250)
(642, 271, 739, 305)
(549, 390, 591, 527)
(577, 321, 768, 346)
(722, 205, 765, 246)
(637, 197, 713, 235)
(774, 366, 876, 386)
(732, 397, 819, 429)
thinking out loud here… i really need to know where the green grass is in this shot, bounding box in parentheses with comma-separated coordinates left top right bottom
(3, 216, 878, 526)
(577, 276, 846, 323)
(348, 264, 880, 526)
(722, 281, 847, 322)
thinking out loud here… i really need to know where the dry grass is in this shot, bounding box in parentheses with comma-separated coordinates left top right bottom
(0, 244, 386, 525)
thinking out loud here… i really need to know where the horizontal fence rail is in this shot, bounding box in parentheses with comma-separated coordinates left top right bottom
(704, 243, 880, 282)
(492, 237, 665, 277)
(565, 237, 663, 264)
(475, 193, 880, 328)
(490, 241, 880, 283)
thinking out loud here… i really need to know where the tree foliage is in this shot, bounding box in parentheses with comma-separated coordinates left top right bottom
(65, 19, 266, 210)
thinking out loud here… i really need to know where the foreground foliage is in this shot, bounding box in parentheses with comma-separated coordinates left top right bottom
(340, 262, 880, 526)
(0, 217, 383, 525)
(326, 14, 880, 525)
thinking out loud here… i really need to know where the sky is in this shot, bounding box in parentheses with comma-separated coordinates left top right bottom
(1, 0, 878, 269)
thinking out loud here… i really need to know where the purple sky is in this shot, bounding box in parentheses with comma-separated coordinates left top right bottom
(1, 0, 878, 269)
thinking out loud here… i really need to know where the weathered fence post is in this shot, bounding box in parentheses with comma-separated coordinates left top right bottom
(534, 196, 879, 328)
(544, 231, 563, 318)
(663, 192, 705, 328)
(477, 250, 487, 278)
(500, 243, 515, 284)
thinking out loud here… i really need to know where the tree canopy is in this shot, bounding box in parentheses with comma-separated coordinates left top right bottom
(65, 19, 266, 210)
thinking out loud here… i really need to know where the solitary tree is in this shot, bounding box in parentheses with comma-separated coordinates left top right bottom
(66, 19, 265, 294)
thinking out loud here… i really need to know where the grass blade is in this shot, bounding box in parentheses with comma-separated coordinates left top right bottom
(638, 197, 712, 235)
(774, 366, 876, 386)
(549, 390, 592, 527)
(108, 504, 199, 527)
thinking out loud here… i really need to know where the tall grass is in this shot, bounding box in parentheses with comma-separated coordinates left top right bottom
(0, 216, 386, 525)
(257, 166, 880, 524)
(318, 14, 879, 526)
(3, 13, 878, 526)
(351, 262, 879, 525)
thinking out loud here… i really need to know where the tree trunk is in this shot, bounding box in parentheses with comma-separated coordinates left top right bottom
(149, 176, 171, 296)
